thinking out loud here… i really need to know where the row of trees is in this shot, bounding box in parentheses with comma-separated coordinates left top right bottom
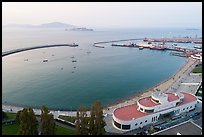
(16, 106, 55, 135)
(76, 100, 106, 135)
(11, 100, 106, 135)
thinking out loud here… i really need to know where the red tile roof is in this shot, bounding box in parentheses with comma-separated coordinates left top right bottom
(113, 92, 197, 121)
(113, 104, 149, 121)
(166, 93, 180, 102)
(138, 96, 159, 107)
(138, 93, 179, 107)
(178, 92, 197, 106)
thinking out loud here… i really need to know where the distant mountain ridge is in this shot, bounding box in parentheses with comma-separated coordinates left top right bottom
(3, 22, 76, 28)
(40, 22, 76, 28)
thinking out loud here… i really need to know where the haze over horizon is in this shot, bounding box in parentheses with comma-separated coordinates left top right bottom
(2, 2, 202, 29)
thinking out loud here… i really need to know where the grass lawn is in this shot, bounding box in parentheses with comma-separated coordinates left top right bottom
(58, 115, 77, 123)
(2, 112, 76, 135)
(196, 90, 202, 97)
(2, 123, 19, 135)
(55, 125, 76, 135)
(192, 66, 202, 73)
(5, 112, 17, 120)
(2, 123, 76, 135)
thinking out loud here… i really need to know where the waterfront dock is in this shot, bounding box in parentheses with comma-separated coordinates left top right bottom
(143, 37, 202, 44)
(111, 41, 202, 57)
(2, 43, 78, 57)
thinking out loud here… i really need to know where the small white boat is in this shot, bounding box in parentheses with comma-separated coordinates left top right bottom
(194, 46, 202, 49)
(43, 59, 48, 62)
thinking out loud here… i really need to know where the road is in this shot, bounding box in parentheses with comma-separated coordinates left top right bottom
(36, 117, 76, 131)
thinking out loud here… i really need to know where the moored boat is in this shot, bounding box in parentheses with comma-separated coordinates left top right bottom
(150, 46, 166, 50)
(43, 59, 48, 62)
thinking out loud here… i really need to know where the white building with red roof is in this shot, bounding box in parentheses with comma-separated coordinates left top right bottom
(112, 92, 198, 131)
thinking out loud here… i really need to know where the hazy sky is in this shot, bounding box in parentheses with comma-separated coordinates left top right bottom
(2, 2, 202, 28)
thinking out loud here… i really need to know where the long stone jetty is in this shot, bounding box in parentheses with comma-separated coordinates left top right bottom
(2, 43, 78, 57)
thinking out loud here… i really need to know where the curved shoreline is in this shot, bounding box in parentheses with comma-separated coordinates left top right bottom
(2, 58, 197, 114)
(103, 57, 196, 109)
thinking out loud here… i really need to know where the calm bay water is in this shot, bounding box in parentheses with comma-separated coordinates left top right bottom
(2, 27, 202, 110)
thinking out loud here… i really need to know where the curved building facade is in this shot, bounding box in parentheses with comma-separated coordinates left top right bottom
(112, 92, 197, 131)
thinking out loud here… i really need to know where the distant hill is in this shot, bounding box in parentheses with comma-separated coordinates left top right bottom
(40, 22, 76, 28)
(3, 22, 94, 31)
(3, 22, 76, 28)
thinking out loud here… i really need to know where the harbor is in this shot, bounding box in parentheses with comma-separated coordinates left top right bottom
(93, 37, 202, 58)
(110, 37, 202, 59)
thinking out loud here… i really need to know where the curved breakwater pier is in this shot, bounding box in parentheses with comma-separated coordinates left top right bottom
(2, 43, 78, 57)
(93, 38, 143, 45)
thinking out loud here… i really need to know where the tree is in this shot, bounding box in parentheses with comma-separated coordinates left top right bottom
(15, 110, 22, 123)
(89, 100, 106, 135)
(40, 105, 55, 135)
(89, 104, 96, 135)
(76, 101, 106, 135)
(75, 105, 89, 135)
(75, 111, 81, 135)
(2, 111, 8, 120)
(18, 107, 38, 135)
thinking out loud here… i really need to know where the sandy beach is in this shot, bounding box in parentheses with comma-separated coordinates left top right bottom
(103, 57, 197, 112)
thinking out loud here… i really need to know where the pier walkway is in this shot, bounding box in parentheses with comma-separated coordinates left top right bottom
(2, 44, 78, 57)
(93, 38, 143, 45)
(144, 37, 202, 44)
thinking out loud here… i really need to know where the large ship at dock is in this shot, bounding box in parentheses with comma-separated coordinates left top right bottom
(150, 46, 166, 50)
(111, 43, 136, 47)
